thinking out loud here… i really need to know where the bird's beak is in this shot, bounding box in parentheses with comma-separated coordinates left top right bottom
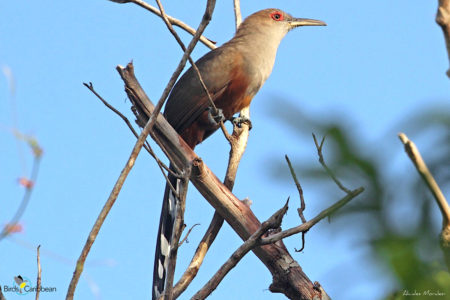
(288, 18, 327, 28)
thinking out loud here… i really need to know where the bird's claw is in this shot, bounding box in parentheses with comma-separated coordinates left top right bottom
(207, 107, 225, 126)
(232, 116, 253, 130)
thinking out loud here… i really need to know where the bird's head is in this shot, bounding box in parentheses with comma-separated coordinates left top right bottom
(236, 8, 326, 41)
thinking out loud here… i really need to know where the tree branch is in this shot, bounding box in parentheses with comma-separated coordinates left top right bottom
(260, 188, 364, 245)
(191, 200, 289, 300)
(36, 245, 41, 300)
(398, 132, 450, 269)
(437, 0, 450, 77)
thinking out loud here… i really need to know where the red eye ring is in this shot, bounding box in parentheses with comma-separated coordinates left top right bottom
(270, 11, 284, 21)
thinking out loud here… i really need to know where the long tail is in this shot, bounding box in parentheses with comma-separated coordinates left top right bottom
(152, 163, 179, 299)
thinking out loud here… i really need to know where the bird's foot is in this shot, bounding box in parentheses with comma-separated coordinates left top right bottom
(232, 116, 253, 130)
(207, 107, 225, 126)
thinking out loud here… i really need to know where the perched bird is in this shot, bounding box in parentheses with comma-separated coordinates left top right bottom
(153, 8, 325, 299)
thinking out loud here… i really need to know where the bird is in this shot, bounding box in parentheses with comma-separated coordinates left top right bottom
(153, 8, 325, 299)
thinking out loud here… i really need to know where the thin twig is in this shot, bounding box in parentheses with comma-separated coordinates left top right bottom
(285, 155, 306, 223)
(36, 245, 41, 300)
(312, 133, 352, 194)
(179, 223, 200, 247)
(83, 82, 179, 195)
(260, 187, 364, 245)
(108, 0, 217, 50)
(191, 200, 289, 300)
(285, 155, 307, 252)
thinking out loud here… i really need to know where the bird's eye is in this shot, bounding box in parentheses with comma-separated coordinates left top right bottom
(270, 12, 283, 21)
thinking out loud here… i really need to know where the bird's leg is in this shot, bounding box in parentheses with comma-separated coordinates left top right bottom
(232, 115, 253, 130)
(206, 107, 225, 126)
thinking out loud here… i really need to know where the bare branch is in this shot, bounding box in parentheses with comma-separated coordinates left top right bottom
(178, 223, 200, 247)
(436, 0, 450, 77)
(108, 0, 216, 49)
(36, 245, 41, 300)
(83, 82, 179, 194)
(285, 155, 307, 252)
(260, 188, 364, 245)
(233, 0, 242, 30)
(398, 132, 450, 267)
(285, 155, 306, 223)
(312, 133, 352, 194)
(191, 200, 289, 300)
(398, 133, 449, 226)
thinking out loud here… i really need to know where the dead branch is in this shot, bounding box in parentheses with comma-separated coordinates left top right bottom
(398, 132, 450, 268)
(107, 0, 216, 49)
(36, 245, 41, 300)
(83, 82, 179, 195)
(437, 0, 450, 77)
(191, 200, 289, 300)
(118, 62, 328, 299)
(260, 188, 364, 245)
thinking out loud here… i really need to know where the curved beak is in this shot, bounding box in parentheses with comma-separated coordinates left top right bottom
(289, 18, 327, 28)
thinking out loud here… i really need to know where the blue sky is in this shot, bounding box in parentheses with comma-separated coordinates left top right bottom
(1, 1, 448, 299)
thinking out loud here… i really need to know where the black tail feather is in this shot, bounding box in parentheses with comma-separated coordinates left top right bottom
(152, 163, 179, 299)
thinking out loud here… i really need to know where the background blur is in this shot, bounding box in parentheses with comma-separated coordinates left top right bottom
(1, 1, 449, 299)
